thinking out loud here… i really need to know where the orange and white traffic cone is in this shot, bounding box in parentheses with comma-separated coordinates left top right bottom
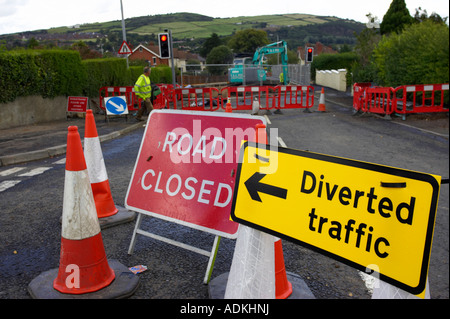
(84, 110, 118, 218)
(212, 123, 315, 299)
(274, 239, 293, 299)
(53, 126, 115, 294)
(28, 126, 139, 299)
(317, 88, 326, 112)
(255, 125, 293, 299)
(225, 98, 232, 113)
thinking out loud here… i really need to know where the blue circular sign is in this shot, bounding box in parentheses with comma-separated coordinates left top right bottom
(106, 97, 127, 115)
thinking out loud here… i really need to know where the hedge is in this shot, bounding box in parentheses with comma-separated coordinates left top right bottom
(0, 50, 173, 104)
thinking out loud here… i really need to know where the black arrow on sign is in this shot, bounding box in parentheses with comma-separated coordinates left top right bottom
(244, 172, 288, 203)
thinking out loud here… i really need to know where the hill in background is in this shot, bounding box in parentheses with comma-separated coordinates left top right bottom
(1, 12, 365, 53)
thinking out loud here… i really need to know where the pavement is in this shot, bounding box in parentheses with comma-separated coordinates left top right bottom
(0, 113, 146, 167)
(0, 87, 448, 167)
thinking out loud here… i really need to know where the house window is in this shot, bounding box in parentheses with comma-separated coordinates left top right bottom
(139, 47, 143, 52)
(153, 57, 157, 65)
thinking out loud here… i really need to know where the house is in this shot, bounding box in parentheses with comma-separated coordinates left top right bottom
(129, 43, 204, 72)
(129, 43, 168, 67)
(297, 42, 338, 64)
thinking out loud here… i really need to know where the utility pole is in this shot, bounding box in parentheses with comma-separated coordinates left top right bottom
(120, 0, 129, 68)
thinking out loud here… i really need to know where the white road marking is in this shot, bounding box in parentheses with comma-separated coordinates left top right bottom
(0, 167, 26, 177)
(277, 137, 287, 148)
(0, 180, 21, 192)
(18, 167, 52, 177)
(53, 158, 66, 165)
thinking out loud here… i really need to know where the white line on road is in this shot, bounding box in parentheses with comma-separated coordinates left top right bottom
(0, 167, 26, 177)
(277, 137, 287, 148)
(18, 167, 52, 177)
(53, 158, 66, 165)
(0, 180, 21, 192)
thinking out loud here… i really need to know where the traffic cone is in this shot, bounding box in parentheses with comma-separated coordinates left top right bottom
(252, 97, 260, 115)
(53, 126, 115, 294)
(318, 88, 326, 112)
(256, 125, 293, 299)
(274, 239, 293, 299)
(225, 98, 232, 113)
(84, 110, 118, 218)
(209, 123, 315, 299)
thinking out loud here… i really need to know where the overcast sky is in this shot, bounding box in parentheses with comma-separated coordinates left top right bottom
(0, 0, 448, 35)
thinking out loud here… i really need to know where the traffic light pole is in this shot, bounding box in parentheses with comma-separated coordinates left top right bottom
(169, 30, 176, 87)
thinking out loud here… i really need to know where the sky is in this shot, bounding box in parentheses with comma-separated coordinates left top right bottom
(0, 0, 448, 35)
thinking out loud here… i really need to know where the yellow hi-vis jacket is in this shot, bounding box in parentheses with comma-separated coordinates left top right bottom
(134, 74, 152, 100)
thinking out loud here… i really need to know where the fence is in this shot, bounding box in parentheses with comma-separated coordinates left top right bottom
(169, 87, 221, 111)
(353, 83, 449, 119)
(98, 84, 176, 113)
(98, 84, 315, 115)
(393, 84, 450, 118)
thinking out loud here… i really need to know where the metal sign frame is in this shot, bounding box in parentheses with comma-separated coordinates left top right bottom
(125, 110, 266, 283)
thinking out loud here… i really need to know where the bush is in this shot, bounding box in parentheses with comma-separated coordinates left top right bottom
(130, 65, 173, 84)
(0, 50, 84, 103)
(373, 20, 449, 87)
(0, 50, 174, 104)
(82, 58, 131, 97)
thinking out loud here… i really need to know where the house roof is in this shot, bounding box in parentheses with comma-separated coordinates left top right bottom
(132, 44, 161, 58)
(131, 43, 203, 61)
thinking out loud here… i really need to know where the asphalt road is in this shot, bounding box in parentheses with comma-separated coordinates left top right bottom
(0, 98, 448, 302)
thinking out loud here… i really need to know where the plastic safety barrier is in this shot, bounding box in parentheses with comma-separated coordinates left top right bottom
(365, 86, 394, 117)
(393, 83, 449, 116)
(275, 85, 315, 110)
(353, 83, 372, 113)
(99, 84, 316, 113)
(99, 86, 139, 112)
(99, 85, 171, 112)
(353, 83, 449, 118)
(220, 86, 277, 112)
(168, 87, 221, 111)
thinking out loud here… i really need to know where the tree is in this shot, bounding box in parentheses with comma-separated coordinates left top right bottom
(71, 41, 102, 60)
(27, 37, 40, 49)
(199, 33, 222, 58)
(413, 7, 448, 24)
(380, 0, 414, 35)
(351, 27, 381, 83)
(206, 45, 233, 75)
(228, 29, 269, 54)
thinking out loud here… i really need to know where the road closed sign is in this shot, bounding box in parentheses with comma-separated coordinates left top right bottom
(125, 110, 265, 238)
(230, 142, 441, 296)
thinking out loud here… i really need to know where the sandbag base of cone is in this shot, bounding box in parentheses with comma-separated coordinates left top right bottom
(28, 259, 139, 299)
(208, 272, 315, 299)
(99, 205, 136, 230)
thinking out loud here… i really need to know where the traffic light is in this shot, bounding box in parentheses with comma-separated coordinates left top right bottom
(306, 47, 314, 63)
(158, 33, 170, 58)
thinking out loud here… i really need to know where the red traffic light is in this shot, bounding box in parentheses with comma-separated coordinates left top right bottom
(308, 48, 313, 53)
(160, 35, 168, 42)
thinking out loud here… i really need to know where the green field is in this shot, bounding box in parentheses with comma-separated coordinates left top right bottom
(48, 13, 339, 39)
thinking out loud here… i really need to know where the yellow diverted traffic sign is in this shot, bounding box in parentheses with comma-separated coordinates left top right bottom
(230, 142, 441, 296)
